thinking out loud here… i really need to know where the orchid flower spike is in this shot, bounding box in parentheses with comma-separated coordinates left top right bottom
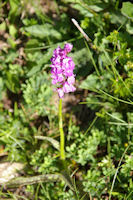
(50, 43, 76, 98)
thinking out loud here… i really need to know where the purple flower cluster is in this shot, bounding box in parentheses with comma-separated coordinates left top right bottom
(50, 43, 76, 98)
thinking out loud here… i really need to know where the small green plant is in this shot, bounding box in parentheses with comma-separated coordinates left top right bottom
(0, 0, 133, 199)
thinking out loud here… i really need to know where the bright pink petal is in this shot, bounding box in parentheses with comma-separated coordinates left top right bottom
(64, 43, 73, 53)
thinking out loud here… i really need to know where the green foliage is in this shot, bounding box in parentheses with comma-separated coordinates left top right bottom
(121, 153, 133, 175)
(30, 147, 58, 174)
(121, 2, 133, 19)
(83, 169, 106, 197)
(0, 110, 32, 162)
(0, 50, 24, 93)
(1, 0, 133, 199)
(22, 24, 62, 40)
(22, 71, 54, 117)
(66, 125, 106, 165)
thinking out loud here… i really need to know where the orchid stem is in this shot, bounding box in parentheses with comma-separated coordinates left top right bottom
(59, 98, 65, 160)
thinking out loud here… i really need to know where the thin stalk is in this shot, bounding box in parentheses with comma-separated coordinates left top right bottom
(59, 98, 65, 160)
(84, 115, 98, 135)
(107, 137, 111, 183)
(109, 145, 130, 200)
(99, 89, 133, 105)
(84, 40, 100, 77)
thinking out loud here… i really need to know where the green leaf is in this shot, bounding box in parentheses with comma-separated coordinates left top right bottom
(9, 0, 21, 21)
(35, 136, 60, 150)
(0, 21, 6, 31)
(5, 51, 18, 63)
(9, 24, 17, 38)
(3, 174, 60, 188)
(27, 65, 42, 77)
(121, 2, 133, 19)
(80, 74, 99, 90)
(88, 5, 104, 12)
(26, 39, 44, 49)
(23, 24, 62, 40)
(126, 23, 133, 34)
(5, 72, 20, 93)
(72, 4, 93, 17)
(58, 160, 75, 191)
(7, 37, 16, 49)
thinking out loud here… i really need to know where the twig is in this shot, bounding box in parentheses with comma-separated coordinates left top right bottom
(71, 18, 94, 49)
(71, 18, 90, 42)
